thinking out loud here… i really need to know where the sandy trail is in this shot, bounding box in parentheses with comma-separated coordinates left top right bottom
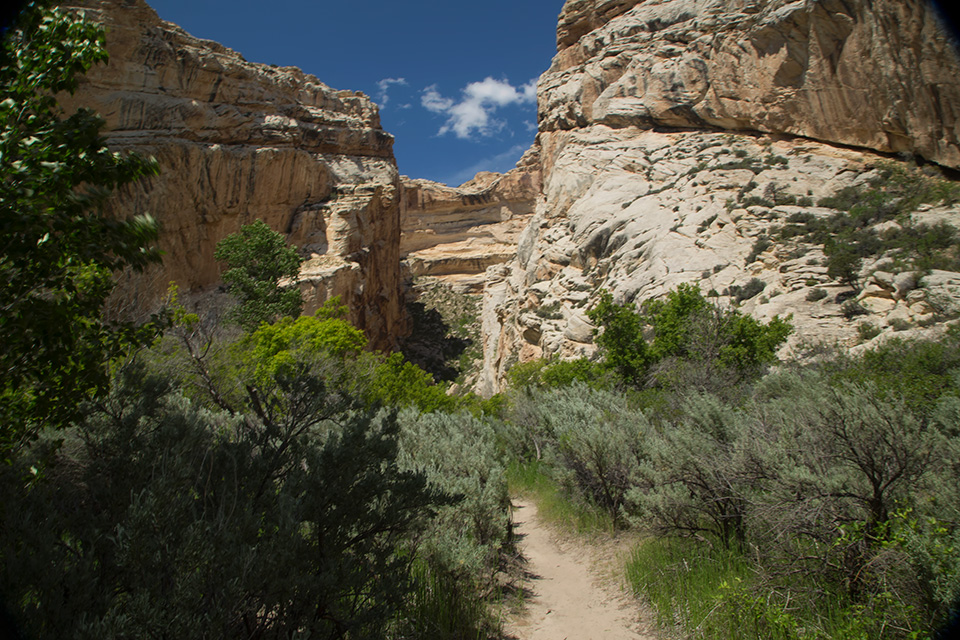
(504, 500, 655, 640)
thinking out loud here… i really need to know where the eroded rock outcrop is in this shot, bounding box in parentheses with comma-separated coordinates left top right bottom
(400, 150, 540, 290)
(480, 0, 960, 395)
(59, 0, 402, 348)
(542, 0, 960, 168)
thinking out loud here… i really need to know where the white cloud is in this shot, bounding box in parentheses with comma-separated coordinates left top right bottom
(375, 77, 407, 108)
(421, 77, 537, 140)
(421, 85, 454, 113)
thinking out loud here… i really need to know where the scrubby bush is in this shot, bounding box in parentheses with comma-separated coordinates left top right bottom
(841, 299, 869, 319)
(858, 322, 882, 341)
(623, 368, 960, 638)
(628, 393, 760, 549)
(397, 410, 509, 589)
(746, 235, 772, 263)
(0, 365, 447, 639)
(728, 277, 766, 303)
(512, 383, 647, 525)
(587, 285, 791, 393)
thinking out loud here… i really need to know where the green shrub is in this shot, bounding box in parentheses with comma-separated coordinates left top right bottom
(588, 285, 791, 392)
(587, 291, 653, 386)
(841, 300, 869, 319)
(534, 301, 563, 319)
(0, 365, 447, 639)
(746, 235, 772, 263)
(364, 352, 457, 413)
(728, 277, 766, 303)
(215, 220, 304, 330)
(806, 287, 828, 302)
(397, 410, 509, 593)
(826, 244, 863, 288)
(857, 322, 882, 341)
(540, 358, 609, 389)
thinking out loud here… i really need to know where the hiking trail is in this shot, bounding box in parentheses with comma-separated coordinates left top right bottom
(503, 500, 656, 640)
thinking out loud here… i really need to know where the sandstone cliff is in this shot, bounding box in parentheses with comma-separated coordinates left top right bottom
(480, 0, 960, 394)
(543, 0, 960, 168)
(59, 0, 402, 348)
(400, 149, 540, 290)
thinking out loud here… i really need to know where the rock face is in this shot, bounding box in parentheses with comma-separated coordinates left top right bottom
(59, 0, 402, 348)
(480, 0, 960, 395)
(400, 150, 540, 290)
(542, 0, 960, 168)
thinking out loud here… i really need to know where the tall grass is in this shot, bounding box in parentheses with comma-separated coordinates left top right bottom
(506, 459, 614, 534)
(400, 559, 500, 640)
(626, 538, 899, 640)
(627, 537, 754, 638)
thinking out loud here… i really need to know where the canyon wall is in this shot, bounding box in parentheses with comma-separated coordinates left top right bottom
(400, 149, 540, 291)
(59, 0, 402, 348)
(481, 0, 960, 394)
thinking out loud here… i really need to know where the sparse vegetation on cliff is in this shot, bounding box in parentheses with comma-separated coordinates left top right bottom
(774, 162, 960, 281)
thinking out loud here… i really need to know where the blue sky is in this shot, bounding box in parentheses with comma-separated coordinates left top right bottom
(145, 0, 564, 186)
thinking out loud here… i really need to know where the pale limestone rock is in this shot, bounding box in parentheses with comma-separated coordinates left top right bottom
(542, 0, 960, 168)
(59, 0, 402, 348)
(477, 0, 960, 394)
(481, 127, 960, 392)
(399, 154, 540, 289)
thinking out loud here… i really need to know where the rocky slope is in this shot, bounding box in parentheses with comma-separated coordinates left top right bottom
(59, 0, 402, 348)
(400, 150, 540, 291)
(480, 0, 960, 394)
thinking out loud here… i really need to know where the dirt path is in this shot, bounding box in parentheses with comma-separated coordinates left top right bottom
(503, 500, 655, 640)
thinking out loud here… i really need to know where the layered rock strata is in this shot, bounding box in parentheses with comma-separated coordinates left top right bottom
(400, 151, 540, 290)
(542, 0, 960, 168)
(59, 0, 402, 347)
(480, 0, 960, 394)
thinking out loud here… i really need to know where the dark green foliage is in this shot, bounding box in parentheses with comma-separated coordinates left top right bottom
(0, 365, 447, 639)
(825, 242, 863, 288)
(0, 4, 166, 457)
(587, 285, 791, 392)
(587, 290, 653, 386)
(214, 220, 304, 330)
(728, 277, 766, 303)
(740, 195, 775, 208)
(780, 162, 960, 275)
(841, 299, 869, 319)
(746, 235, 771, 263)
